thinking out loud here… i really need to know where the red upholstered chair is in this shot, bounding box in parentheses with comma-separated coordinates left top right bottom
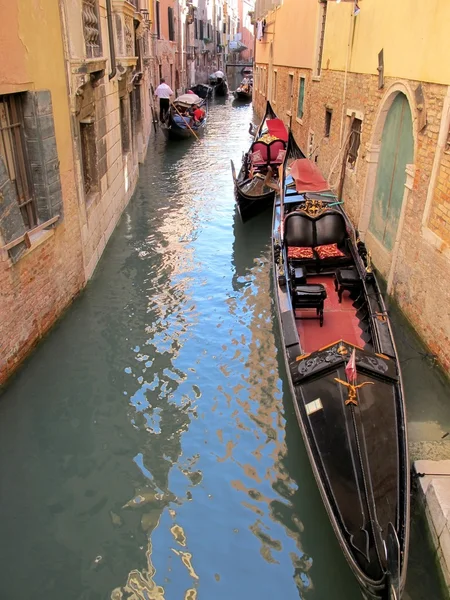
(250, 142, 269, 166)
(269, 140, 286, 165)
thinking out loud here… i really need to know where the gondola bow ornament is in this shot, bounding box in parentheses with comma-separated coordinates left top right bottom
(334, 348, 374, 406)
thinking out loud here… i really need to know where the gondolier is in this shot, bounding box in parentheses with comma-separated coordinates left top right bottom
(154, 78, 173, 123)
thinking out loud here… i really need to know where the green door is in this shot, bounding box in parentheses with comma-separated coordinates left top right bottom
(369, 93, 414, 251)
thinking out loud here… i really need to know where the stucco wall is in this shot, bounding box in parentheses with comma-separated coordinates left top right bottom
(323, 1, 450, 84)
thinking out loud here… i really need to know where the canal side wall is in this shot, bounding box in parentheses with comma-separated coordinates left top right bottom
(415, 461, 450, 597)
(0, 1, 156, 385)
(0, 1, 86, 384)
(253, 0, 450, 376)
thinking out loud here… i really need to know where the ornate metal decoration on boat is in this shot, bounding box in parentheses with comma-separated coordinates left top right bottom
(297, 198, 328, 217)
(334, 378, 375, 406)
(305, 398, 323, 416)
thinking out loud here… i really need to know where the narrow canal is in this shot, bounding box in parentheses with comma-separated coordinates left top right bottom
(0, 93, 447, 599)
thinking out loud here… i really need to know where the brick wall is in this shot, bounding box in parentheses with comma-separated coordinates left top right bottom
(0, 170, 84, 384)
(254, 62, 450, 373)
(429, 151, 450, 244)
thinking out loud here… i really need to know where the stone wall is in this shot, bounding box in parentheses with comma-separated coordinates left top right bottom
(254, 62, 450, 373)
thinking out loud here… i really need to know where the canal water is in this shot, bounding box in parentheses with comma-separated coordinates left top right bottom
(0, 90, 447, 599)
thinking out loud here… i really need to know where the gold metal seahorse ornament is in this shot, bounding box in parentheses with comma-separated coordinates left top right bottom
(334, 379, 375, 406)
(334, 348, 374, 406)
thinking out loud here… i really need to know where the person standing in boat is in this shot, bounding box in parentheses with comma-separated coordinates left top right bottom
(154, 78, 173, 123)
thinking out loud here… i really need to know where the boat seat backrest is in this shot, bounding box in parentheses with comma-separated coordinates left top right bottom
(268, 140, 286, 165)
(251, 142, 269, 164)
(285, 211, 347, 249)
(285, 214, 315, 247)
(315, 213, 347, 246)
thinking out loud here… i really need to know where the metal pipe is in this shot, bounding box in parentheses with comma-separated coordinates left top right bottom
(106, 0, 117, 80)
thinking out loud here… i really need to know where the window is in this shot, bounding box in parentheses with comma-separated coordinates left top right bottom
(200, 19, 204, 39)
(288, 74, 294, 100)
(0, 94, 36, 229)
(79, 121, 98, 197)
(325, 108, 332, 137)
(297, 77, 305, 119)
(156, 1, 161, 39)
(222, 22, 226, 34)
(315, 0, 327, 77)
(273, 70, 277, 103)
(347, 117, 362, 167)
(287, 73, 294, 113)
(168, 7, 175, 41)
(119, 96, 131, 154)
(194, 18, 198, 39)
(82, 0, 102, 58)
(445, 125, 450, 153)
(158, 64, 162, 80)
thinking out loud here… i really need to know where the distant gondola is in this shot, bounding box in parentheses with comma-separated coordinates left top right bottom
(231, 101, 291, 221)
(233, 81, 252, 101)
(190, 83, 213, 99)
(160, 93, 206, 141)
(272, 132, 410, 600)
(215, 78, 228, 96)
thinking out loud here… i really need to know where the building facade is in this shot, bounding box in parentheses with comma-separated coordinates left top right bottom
(0, 0, 155, 384)
(254, 0, 450, 373)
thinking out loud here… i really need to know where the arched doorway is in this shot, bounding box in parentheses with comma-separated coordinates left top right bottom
(368, 93, 414, 251)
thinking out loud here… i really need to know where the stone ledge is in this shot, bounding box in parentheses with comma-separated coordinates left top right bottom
(414, 460, 450, 596)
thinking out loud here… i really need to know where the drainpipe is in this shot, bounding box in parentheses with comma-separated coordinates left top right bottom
(106, 0, 117, 80)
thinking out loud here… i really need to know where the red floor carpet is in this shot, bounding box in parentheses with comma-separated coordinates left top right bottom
(295, 275, 364, 354)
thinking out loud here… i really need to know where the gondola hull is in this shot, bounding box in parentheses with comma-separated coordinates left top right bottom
(161, 118, 206, 140)
(271, 176, 410, 599)
(231, 161, 275, 221)
(215, 80, 228, 96)
(231, 101, 286, 221)
(190, 84, 213, 99)
(233, 90, 252, 102)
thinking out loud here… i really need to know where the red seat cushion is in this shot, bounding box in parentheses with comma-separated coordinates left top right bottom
(288, 246, 314, 259)
(314, 243, 346, 259)
(251, 142, 269, 163)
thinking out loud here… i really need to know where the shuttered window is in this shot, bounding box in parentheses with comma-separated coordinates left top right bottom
(156, 1, 161, 39)
(297, 77, 305, 119)
(168, 7, 175, 41)
(0, 94, 36, 229)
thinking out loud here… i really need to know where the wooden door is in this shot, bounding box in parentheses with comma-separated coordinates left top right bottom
(369, 94, 414, 251)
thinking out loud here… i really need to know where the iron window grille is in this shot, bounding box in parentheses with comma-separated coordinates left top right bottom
(0, 94, 37, 229)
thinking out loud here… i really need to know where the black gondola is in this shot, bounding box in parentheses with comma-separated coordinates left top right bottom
(215, 78, 228, 96)
(231, 101, 291, 221)
(272, 132, 410, 600)
(233, 82, 252, 102)
(190, 84, 213, 99)
(160, 93, 207, 141)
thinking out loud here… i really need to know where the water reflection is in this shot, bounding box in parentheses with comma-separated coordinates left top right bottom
(0, 97, 445, 600)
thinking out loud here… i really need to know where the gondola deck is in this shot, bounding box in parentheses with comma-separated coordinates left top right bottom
(295, 275, 364, 352)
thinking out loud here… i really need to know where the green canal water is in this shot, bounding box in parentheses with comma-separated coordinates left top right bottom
(0, 96, 447, 599)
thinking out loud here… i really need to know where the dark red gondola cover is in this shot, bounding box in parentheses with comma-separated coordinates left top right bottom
(266, 118, 288, 142)
(290, 159, 329, 193)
